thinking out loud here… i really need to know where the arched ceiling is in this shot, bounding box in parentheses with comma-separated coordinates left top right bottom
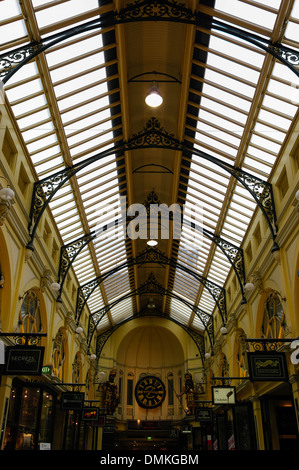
(1, 0, 299, 340)
(116, 324, 185, 368)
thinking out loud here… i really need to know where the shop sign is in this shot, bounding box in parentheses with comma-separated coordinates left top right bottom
(3, 346, 44, 375)
(212, 386, 236, 405)
(103, 425, 115, 433)
(82, 407, 99, 421)
(168, 428, 180, 438)
(195, 408, 213, 422)
(61, 392, 85, 410)
(181, 424, 192, 434)
(247, 351, 289, 381)
(92, 415, 106, 427)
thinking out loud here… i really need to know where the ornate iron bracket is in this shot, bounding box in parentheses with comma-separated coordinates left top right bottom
(0, 332, 47, 346)
(25, 118, 278, 258)
(87, 273, 214, 350)
(245, 338, 299, 352)
(95, 311, 206, 365)
(1, 0, 298, 86)
(75, 247, 226, 325)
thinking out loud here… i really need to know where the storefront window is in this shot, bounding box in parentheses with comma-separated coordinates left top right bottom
(39, 391, 54, 444)
(2, 381, 56, 450)
(16, 387, 40, 450)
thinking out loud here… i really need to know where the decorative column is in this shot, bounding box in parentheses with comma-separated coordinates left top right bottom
(250, 395, 265, 450)
(289, 375, 299, 434)
(0, 376, 12, 450)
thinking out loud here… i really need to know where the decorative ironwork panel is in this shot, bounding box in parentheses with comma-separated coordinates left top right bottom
(125, 117, 181, 150)
(114, 0, 196, 25)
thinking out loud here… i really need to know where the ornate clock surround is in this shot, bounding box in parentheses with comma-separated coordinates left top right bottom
(135, 375, 166, 409)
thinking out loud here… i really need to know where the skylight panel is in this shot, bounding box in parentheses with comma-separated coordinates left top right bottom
(207, 35, 265, 69)
(17, 108, 52, 130)
(54, 68, 107, 98)
(46, 37, 104, 69)
(199, 95, 249, 124)
(26, 133, 58, 154)
(0, 19, 27, 44)
(59, 94, 111, 124)
(203, 70, 255, 100)
(34, 0, 100, 29)
(191, 315, 205, 330)
(169, 298, 191, 325)
(110, 298, 133, 323)
(11, 95, 48, 119)
(0, 0, 22, 21)
(214, 0, 277, 29)
(206, 54, 260, 87)
(5, 79, 44, 102)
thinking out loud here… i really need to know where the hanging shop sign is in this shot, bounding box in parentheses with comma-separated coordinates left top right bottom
(168, 428, 180, 438)
(3, 346, 44, 375)
(181, 424, 192, 434)
(212, 386, 236, 405)
(195, 408, 213, 422)
(82, 407, 99, 421)
(92, 415, 106, 427)
(61, 392, 85, 410)
(247, 351, 289, 381)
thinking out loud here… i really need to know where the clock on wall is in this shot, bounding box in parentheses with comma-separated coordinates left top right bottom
(135, 375, 166, 409)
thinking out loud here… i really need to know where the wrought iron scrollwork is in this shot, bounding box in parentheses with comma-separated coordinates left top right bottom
(125, 117, 181, 150)
(95, 312, 206, 363)
(0, 43, 41, 80)
(76, 247, 226, 325)
(87, 273, 214, 349)
(114, 0, 195, 24)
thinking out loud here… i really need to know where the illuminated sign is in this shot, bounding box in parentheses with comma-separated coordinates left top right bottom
(82, 407, 99, 421)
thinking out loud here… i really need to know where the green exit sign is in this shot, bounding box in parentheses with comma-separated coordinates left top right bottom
(42, 366, 51, 373)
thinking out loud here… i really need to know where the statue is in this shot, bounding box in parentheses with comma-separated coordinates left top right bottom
(177, 371, 196, 415)
(103, 369, 119, 414)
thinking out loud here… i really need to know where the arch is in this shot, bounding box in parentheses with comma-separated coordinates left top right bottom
(255, 288, 286, 340)
(116, 324, 185, 370)
(52, 327, 68, 382)
(0, 228, 12, 331)
(1, 0, 298, 86)
(58, 225, 245, 305)
(95, 313, 206, 367)
(25, 118, 278, 256)
(76, 248, 226, 327)
(233, 328, 249, 378)
(87, 273, 214, 352)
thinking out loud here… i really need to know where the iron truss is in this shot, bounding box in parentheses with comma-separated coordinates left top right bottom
(1, 0, 299, 84)
(25, 118, 278, 256)
(87, 272, 214, 352)
(75, 246, 226, 326)
(94, 310, 206, 365)
(57, 223, 245, 304)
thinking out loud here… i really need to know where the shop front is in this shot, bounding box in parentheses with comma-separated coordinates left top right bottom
(2, 377, 57, 450)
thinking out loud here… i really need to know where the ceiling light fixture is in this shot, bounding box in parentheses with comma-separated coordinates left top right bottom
(147, 239, 158, 246)
(145, 83, 163, 108)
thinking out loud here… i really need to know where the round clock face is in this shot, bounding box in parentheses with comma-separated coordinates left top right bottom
(135, 376, 166, 409)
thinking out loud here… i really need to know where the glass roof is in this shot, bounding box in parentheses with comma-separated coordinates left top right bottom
(1, 0, 298, 340)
